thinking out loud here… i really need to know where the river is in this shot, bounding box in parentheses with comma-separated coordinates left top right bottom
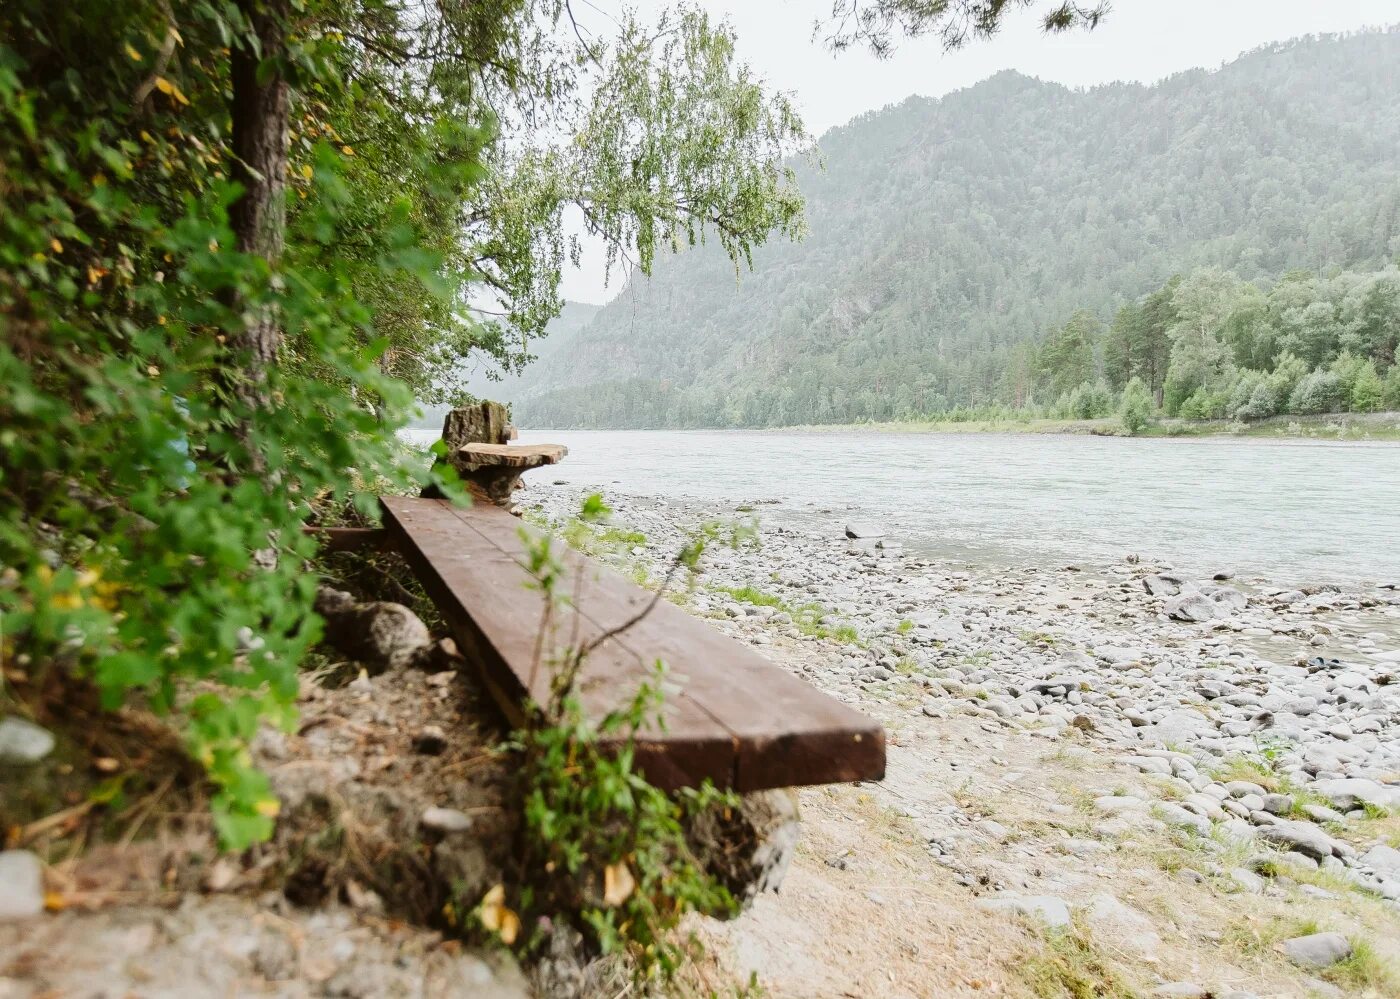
(404, 428, 1400, 586)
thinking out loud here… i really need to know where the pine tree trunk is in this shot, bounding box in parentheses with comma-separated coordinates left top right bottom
(228, 0, 290, 409)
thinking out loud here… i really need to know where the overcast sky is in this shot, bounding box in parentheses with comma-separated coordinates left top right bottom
(560, 1, 1399, 303)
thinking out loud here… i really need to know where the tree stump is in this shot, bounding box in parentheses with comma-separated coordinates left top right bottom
(441, 400, 514, 451)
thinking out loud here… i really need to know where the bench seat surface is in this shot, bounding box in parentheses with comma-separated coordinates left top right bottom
(380, 495, 885, 792)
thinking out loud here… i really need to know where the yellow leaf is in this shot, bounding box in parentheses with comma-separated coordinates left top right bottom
(478, 884, 520, 944)
(340, 145, 354, 156)
(301, 163, 313, 180)
(124, 42, 143, 62)
(44, 892, 66, 912)
(603, 862, 636, 906)
(153, 76, 190, 107)
(498, 909, 520, 945)
(254, 798, 280, 818)
(49, 238, 63, 254)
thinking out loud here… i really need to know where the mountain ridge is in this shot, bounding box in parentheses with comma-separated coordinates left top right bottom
(510, 30, 1400, 428)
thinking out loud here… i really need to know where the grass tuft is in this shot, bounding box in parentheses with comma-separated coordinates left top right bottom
(1017, 926, 1140, 999)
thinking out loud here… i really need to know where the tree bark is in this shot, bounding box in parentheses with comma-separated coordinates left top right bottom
(229, 0, 290, 407)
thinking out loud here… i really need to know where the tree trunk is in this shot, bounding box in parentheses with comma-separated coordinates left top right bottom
(228, 0, 290, 409)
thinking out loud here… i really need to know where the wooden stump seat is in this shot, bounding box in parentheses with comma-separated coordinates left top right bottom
(452, 443, 567, 507)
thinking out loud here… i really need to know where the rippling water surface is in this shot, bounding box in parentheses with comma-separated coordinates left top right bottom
(406, 428, 1400, 586)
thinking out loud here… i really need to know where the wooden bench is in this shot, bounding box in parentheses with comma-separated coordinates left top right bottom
(378, 495, 886, 793)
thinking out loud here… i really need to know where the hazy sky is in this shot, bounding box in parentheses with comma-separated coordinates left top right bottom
(560, 1, 1399, 303)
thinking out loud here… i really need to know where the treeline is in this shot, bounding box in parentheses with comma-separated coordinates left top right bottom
(1022, 265, 1400, 423)
(520, 265, 1400, 428)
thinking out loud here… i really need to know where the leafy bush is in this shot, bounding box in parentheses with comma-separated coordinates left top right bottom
(1119, 377, 1153, 434)
(0, 3, 476, 846)
(506, 666, 738, 983)
(1178, 386, 1227, 421)
(488, 497, 742, 985)
(1350, 361, 1384, 413)
(1067, 380, 1115, 420)
(1328, 351, 1369, 401)
(1288, 370, 1346, 414)
(1384, 365, 1400, 410)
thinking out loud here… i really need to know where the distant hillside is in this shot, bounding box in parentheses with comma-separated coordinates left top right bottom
(509, 30, 1400, 428)
(410, 301, 600, 431)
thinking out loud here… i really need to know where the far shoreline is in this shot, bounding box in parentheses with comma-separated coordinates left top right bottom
(774, 410, 1400, 441)
(489, 410, 1400, 442)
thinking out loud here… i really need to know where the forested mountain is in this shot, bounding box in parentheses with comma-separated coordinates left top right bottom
(511, 30, 1400, 428)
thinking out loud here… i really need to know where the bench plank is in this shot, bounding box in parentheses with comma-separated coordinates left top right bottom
(380, 495, 885, 792)
(380, 495, 738, 789)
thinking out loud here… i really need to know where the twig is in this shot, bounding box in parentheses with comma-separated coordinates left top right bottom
(19, 801, 95, 845)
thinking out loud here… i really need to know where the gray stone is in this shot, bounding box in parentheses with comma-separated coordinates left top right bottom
(1312, 777, 1400, 812)
(1153, 985, 1208, 998)
(844, 521, 886, 540)
(0, 717, 55, 765)
(421, 807, 473, 834)
(412, 725, 448, 755)
(1166, 592, 1219, 622)
(977, 894, 1072, 929)
(1143, 574, 1186, 597)
(1360, 844, 1400, 876)
(1300, 802, 1346, 824)
(1225, 780, 1268, 798)
(1094, 795, 1149, 814)
(1084, 893, 1161, 958)
(1229, 867, 1265, 894)
(1261, 793, 1293, 816)
(1156, 802, 1212, 835)
(1095, 645, 1146, 665)
(1206, 586, 1248, 613)
(1257, 819, 1341, 861)
(0, 850, 44, 921)
(1281, 931, 1351, 969)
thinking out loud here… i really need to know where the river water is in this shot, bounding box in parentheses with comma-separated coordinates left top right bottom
(407, 428, 1399, 586)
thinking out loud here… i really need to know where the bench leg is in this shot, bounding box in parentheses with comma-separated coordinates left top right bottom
(687, 788, 800, 908)
(458, 467, 525, 510)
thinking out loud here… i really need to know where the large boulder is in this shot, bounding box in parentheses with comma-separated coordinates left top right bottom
(1257, 819, 1343, 861)
(1281, 932, 1351, 969)
(1143, 573, 1187, 597)
(1311, 778, 1400, 813)
(314, 587, 433, 673)
(1166, 592, 1218, 622)
(844, 520, 886, 540)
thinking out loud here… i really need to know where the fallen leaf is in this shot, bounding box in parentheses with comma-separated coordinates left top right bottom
(603, 861, 635, 906)
(479, 884, 520, 945)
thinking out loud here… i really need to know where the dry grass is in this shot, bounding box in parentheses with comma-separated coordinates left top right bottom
(1015, 924, 1141, 999)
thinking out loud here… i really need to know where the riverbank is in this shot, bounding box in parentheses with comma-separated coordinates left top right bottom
(528, 484, 1400, 997)
(779, 411, 1400, 441)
